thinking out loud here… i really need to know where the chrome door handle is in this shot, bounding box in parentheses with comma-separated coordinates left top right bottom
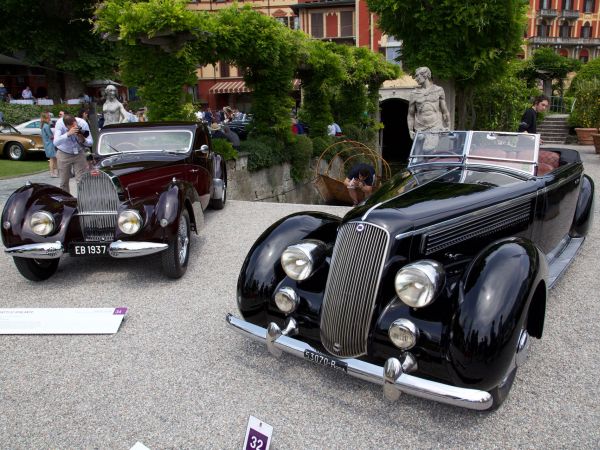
(190, 169, 199, 173)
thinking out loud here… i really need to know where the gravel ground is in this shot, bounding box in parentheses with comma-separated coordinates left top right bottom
(0, 146, 599, 449)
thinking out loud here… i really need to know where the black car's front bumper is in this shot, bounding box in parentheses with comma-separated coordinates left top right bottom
(226, 313, 493, 410)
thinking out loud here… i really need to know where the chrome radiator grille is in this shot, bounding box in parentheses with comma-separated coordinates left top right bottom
(320, 222, 389, 358)
(77, 171, 119, 242)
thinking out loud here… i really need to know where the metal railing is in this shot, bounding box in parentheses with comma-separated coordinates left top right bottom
(549, 96, 575, 114)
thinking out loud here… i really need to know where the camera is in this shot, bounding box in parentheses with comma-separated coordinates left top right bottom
(75, 126, 89, 138)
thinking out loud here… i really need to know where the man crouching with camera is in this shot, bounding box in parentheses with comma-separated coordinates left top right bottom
(53, 113, 93, 194)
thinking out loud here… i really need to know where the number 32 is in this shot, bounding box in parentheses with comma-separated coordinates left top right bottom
(250, 436, 263, 450)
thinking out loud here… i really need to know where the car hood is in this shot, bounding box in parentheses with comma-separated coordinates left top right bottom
(95, 152, 188, 177)
(342, 168, 538, 236)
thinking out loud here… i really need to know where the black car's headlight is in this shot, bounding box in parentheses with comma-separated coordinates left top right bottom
(118, 210, 142, 235)
(280, 240, 327, 281)
(30, 211, 55, 236)
(394, 260, 445, 308)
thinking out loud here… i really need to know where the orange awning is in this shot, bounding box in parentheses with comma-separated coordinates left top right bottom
(208, 79, 301, 94)
(209, 80, 251, 94)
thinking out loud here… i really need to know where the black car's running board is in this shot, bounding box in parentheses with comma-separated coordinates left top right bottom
(547, 235, 584, 289)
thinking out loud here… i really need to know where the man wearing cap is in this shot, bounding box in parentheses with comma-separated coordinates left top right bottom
(0, 83, 7, 102)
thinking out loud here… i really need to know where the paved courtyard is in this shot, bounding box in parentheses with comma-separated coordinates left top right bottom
(0, 146, 599, 448)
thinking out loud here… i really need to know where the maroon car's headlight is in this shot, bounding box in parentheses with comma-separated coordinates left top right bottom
(118, 210, 142, 235)
(394, 260, 445, 308)
(30, 211, 55, 236)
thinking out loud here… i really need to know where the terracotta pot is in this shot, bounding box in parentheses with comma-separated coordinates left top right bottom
(592, 133, 600, 154)
(575, 127, 597, 145)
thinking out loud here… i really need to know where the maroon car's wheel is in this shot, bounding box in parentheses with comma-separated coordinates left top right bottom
(161, 209, 190, 279)
(211, 175, 226, 210)
(13, 257, 59, 281)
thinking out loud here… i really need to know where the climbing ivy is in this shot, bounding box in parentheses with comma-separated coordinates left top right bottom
(94, 1, 399, 171)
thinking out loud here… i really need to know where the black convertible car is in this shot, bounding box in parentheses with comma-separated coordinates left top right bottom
(226, 131, 594, 410)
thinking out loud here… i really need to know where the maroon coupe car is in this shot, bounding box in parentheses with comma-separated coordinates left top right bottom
(1, 121, 227, 280)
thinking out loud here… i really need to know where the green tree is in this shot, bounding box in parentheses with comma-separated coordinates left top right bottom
(567, 57, 600, 97)
(518, 48, 580, 96)
(366, 0, 529, 128)
(471, 61, 537, 131)
(0, 0, 117, 82)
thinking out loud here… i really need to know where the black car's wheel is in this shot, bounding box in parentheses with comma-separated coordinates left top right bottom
(161, 209, 190, 279)
(210, 179, 226, 210)
(13, 257, 59, 281)
(487, 326, 529, 410)
(6, 143, 26, 161)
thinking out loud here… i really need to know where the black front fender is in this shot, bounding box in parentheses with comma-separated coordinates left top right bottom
(237, 212, 341, 326)
(448, 237, 547, 391)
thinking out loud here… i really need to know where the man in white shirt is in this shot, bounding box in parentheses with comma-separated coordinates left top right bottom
(21, 86, 34, 100)
(53, 114, 93, 194)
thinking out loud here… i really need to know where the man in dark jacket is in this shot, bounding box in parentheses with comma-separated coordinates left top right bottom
(518, 95, 549, 134)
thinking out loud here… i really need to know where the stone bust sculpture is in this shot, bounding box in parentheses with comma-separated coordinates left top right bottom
(102, 85, 128, 126)
(407, 67, 451, 139)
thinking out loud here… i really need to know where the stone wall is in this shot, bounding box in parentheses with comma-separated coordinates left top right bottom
(226, 153, 323, 204)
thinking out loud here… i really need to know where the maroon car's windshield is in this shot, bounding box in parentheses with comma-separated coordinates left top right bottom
(97, 129, 194, 155)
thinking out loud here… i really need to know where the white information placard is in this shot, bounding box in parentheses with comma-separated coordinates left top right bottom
(242, 416, 272, 450)
(0, 307, 128, 334)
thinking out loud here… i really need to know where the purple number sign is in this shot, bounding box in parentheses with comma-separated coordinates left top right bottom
(245, 427, 269, 450)
(113, 307, 128, 315)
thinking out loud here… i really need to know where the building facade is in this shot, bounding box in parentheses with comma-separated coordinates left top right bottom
(525, 0, 600, 61)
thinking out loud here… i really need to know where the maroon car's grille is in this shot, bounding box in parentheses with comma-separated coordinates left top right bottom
(422, 200, 532, 254)
(320, 222, 389, 358)
(77, 171, 119, 242)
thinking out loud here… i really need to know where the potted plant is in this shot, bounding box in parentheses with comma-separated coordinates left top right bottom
(568, 79, 600, 146)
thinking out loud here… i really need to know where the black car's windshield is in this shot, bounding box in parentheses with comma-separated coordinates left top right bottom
(408, 131, 539, 176)
(97, 130, 194, 155)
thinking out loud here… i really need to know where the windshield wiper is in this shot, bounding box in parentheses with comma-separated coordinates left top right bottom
(106, 143, 122, 154)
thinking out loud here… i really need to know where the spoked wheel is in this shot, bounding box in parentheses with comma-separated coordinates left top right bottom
(13, 257, 59, 281)
(161, 210, 191, 279)
(7, 143, 26, 161)
(487, 327, 530, 410)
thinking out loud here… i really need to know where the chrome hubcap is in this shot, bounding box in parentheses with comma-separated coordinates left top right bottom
(177, 216, 189, 265)
(9, 145, 22, 159)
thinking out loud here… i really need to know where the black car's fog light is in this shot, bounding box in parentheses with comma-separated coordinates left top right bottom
(274, 287, 300, 314)
(394, 260, 445, 308)
(280, 240, 327, 281)
(389, 318, 419, 350)
(30, 211, 55, 236)
(118, 210, 142, 235)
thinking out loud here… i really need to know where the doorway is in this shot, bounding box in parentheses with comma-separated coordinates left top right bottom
(380, 98, 412, 167)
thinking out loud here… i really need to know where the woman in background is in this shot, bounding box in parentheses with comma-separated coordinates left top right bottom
(40, 111, 57, 177)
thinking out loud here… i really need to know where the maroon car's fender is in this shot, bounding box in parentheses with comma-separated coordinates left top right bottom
(448, 237, 547, 391)
(1, 183, 77, 247)
(153, 179, 202, 237)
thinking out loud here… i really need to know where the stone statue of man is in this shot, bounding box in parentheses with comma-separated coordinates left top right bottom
(407, 67, 451, 139)
(102, 85, 128, 126)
